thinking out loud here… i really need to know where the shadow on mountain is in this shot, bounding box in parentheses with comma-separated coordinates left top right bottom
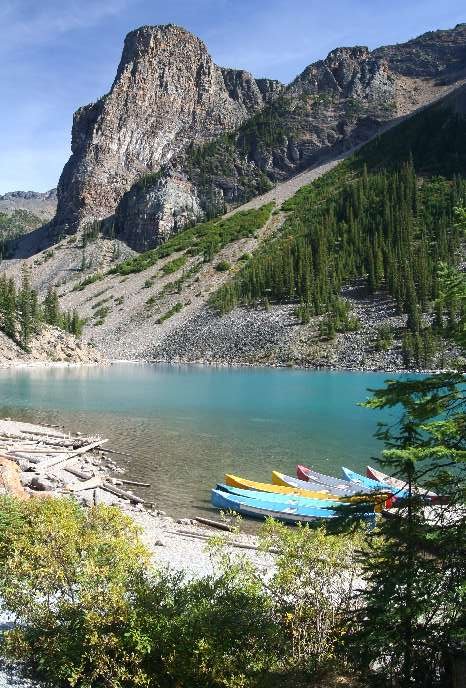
(6, 222, 59, 259)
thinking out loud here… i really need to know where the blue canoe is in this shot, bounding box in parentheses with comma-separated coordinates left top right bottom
(212, 488, 340, 523)
(217, 483, 344, 509)
(342, 467, 408, 497)
(212, 489, 376, 525)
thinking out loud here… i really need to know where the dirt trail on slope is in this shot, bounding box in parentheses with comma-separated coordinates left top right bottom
(223, 155, 349, 215)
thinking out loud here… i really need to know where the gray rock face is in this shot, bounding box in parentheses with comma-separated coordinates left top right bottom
(54, 24, 281, 235)
(111, 174, 204, 251)
(52, 23, 466, 252)
(221, 69, 284, 109)
(288, 46, 394, 102)
(373, 23, 466, 78)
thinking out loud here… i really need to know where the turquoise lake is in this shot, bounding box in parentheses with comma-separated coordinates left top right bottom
(0, 364, 411, 519)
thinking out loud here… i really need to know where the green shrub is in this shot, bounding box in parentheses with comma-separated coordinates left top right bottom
(161, 255, 188, 275)
(0, 496, 364, 687)
(110, 204, 274, 276)
(93, 305, 110, 325)
(215, 260, 231, 272)
(0, 496, 151, 687)
(72, 272, 104, 291)
(375, 324, 394, 351)
(91, 297, 112, 310)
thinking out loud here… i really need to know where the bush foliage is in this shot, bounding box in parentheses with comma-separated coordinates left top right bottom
(0, 496, 364, 688)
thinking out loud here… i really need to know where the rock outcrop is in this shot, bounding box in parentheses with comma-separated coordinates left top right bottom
(111, 174, 204, 251)
(372, 23, 466, 78)
(0, 326, 102, 365)
(54, 24, 282, 236)
(52, 23, 466, 251)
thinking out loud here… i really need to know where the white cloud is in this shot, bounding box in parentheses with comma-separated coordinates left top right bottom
(0, 0, 133, 52)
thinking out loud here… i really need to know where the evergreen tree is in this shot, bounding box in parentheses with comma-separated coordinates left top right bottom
(405, 274, 421, 334)
(349, 375, 466, 687)
(17, 269, 36, 351)
(70, 310, 84, 337)
(43, 288, 61, 327)
(0, 275, 16, 341)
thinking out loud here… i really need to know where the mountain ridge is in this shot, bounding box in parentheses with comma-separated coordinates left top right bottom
(47, 22, 466, 252)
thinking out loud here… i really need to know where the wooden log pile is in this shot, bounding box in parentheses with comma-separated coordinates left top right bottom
(0, 418, 152, 508)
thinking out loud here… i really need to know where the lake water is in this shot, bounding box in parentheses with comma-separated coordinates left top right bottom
(0, 363, 410, 519)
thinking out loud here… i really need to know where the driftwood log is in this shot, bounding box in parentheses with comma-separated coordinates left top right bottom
(194, 516, 234, 532)
(37, 439, 108, 470)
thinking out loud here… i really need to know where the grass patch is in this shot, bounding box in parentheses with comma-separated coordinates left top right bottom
(145, 295, 157, 308)
(110, 204, 274, 276)
(156, 302, 183, 323)
(215, 260, 231, 272)
(73, 273, 105, 292)
(91, 297, 112, 310)
(161, 262, 203, 295)
(161, 255, 188, 275)
(93, 305, 110, 325)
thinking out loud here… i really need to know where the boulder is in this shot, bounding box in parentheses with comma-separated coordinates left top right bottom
(0, 456, 29, 499)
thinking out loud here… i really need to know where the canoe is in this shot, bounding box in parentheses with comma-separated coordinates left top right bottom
(212, 489, 377, 526)
(212, 488, 340, 523)
(225, 473, 383, 509)
(366, 465, 438, 500)
(272, 471, 368, 497)
(225, 473, 349, 501)
(297, 464, 351, 488)
(217, 484, 345, 509)
(342, 467, 407, 498)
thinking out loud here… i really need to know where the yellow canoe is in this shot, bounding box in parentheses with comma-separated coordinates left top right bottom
(225, 474, 349, 502)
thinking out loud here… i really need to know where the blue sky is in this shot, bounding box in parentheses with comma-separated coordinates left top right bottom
(0, 0, 464, 194)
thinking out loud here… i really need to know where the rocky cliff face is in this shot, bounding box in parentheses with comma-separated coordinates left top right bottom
(54, 24, 282, 236)
(53, 23, 466, 251)
(288, 46, 394, 100)
(373, 23, 466, 78)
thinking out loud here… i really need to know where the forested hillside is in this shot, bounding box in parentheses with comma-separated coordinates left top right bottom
(212, 88, 466, 367)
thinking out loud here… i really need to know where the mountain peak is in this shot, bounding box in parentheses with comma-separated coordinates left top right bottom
(52, 22, 466, 246)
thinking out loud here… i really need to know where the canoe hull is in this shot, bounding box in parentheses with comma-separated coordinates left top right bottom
(366, 465, 438, 500)
(217, 484, 343, 509)
(225, 473, 345, 501)
(212, 489, 337, 523)
(212, 489, 376, 526)
(297, 464, 351, 490)
(342, 466, 404, 495)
